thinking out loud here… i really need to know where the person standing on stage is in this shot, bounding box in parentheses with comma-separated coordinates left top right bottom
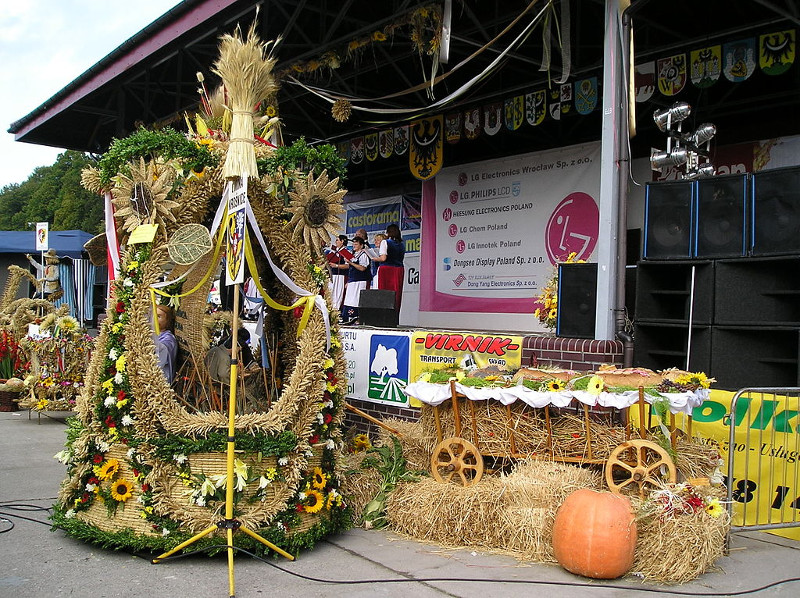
(369, 233, 386, 288)
(340, 236, 371, 324)
(373, 223, 405, 312)
(326, 234, 348, 311)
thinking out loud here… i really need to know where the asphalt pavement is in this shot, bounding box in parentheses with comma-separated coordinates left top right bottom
(2, 409, 800, 598)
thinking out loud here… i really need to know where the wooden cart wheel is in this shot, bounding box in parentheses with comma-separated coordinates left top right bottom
(431, 437, 484, 486)
(605, 439, 676, 497)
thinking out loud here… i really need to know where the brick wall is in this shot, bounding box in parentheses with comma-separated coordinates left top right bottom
(522, 336, 623, 371)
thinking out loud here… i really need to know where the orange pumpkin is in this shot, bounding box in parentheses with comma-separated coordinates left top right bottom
(552, 488, 637, 579)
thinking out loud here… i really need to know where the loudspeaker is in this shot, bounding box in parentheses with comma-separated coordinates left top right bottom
(694, 174, 747, 258)
(751, 165, 800, 256)
(358, 289, 398, 327)
(556, 263, 597, 338)
(643, 181, 694, 259)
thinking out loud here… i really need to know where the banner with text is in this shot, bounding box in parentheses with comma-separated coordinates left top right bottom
(420, 142, 601, 313)
(343, 328, 411, 406)
(409, 329, 523, 380)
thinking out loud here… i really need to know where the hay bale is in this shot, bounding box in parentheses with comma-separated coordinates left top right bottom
(339, 451, 382, 526)
(386, 476, 508, 549)
(500, 460, 602, 560)
(633, 511, 730, 583)
(376, 418, 434, 473)
(675, 437, 723, 481)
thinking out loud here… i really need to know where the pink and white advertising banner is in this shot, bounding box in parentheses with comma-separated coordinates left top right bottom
(420, 142, 601, 313)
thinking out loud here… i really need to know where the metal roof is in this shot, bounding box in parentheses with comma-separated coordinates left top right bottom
(7, 0, 800, 191)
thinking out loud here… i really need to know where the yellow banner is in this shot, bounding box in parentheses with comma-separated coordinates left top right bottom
(409, 330, 523, 380)
(633, 389, 800, 540)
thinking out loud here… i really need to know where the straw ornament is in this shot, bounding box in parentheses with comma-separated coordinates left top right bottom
(285, 169, 346, 254)
(211, 22, 279, 179)
(331, 99, 352, 123)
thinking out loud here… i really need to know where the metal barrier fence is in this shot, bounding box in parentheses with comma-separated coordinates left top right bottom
(726, 387, 800, 537)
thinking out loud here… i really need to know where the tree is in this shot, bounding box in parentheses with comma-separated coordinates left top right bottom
(0, 150, 103, 233)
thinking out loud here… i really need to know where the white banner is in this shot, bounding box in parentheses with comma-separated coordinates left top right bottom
(343, 327, 412, 406)
(225, 177, 248, 286)
(35, 222, 49, 251)
(421, 142, 601, 313)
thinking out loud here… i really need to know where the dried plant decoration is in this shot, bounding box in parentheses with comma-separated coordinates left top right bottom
(211, 20, 279, 179)
(331, 99, 352, 123)
(285, 169, 346, 254)
(111, 158, 178, 233)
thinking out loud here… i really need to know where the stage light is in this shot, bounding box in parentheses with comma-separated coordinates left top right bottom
(653, 101, 691, 132)
(689, 124, 716, 147)
(650, 147, 688, 170)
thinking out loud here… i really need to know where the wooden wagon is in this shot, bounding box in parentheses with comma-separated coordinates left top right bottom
(405, 378, 708, 496)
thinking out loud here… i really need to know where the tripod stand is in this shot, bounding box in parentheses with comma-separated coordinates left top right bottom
(152, 283, 293, 597)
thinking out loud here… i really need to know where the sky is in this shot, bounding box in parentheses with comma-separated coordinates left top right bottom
(0, 0, 183, 189)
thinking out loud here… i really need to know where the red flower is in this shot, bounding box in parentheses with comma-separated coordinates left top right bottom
(105, 415, 117, 428)
(115, 301, 125, 314)
(309, 435, 320, 445)
(293, 306, 304, 319)
(81, 493, 90, 503)
(323, 413, 333, 425)
(117, 390, 126, 401)
(323, 391, 332, 401)
(88, 476, 99, 485)
(92, 454, 104, 464)
(141, 483, 151, 492)
(132, 468, 140, 477)
(295, 503, 305, 512)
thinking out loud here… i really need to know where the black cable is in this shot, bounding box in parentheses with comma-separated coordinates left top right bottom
(3, 505, 799, 596)
(148, 541, 800, 596)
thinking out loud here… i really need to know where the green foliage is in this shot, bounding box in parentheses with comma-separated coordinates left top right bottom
(0, 151, 104, 232)
(143, 430, 298, 460)
(96, 127, 217, 187)
(359, 437, 420, 529)
(259, 138, 347, 182)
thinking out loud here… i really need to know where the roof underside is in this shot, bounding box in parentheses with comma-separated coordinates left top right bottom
(8, 0, 800, 191)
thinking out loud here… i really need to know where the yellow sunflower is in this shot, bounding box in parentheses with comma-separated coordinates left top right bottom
(587, 375, 605, 395)
(312, 467, 328, 490)
(705, 499, 724, 518)
(285, 169, 346, 254)
(110, 478, 134, 502)
(353, 433, 371, 452)
(304, 489, 325, 513)
(96, 458, 120, 481)
(547, 380, 563, 392)
(111, 157, 179, 233)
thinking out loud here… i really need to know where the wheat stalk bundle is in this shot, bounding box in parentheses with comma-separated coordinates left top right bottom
(212, 22, 279, 179)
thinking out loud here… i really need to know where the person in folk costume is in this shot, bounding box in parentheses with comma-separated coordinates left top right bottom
(369, 233, 386, 289)
(26, 249, 61, 298)
(373, 223, 405, 312)
(340, 236, 371, 324)
(325, 234, 348, 311)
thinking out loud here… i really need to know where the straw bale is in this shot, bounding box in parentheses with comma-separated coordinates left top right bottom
(386, 476, 508, 548)
(338, 451, 382, 525)
(633, 510, 730, 583)
(675, 438, 723, 481)
(376, 418, 434, 473)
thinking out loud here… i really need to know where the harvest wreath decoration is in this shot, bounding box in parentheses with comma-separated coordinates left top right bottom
(53, 25, 351, 556)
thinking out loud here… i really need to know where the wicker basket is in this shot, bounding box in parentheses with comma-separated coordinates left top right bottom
(0, 389, 22, 412)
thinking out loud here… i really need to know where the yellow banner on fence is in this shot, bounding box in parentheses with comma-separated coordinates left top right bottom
(633, 389, 800, 541)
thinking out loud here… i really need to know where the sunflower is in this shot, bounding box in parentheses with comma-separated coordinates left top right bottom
(111, 157, 179, 233)
(110, 478, 134, 502)
(311, 467, 328, 490)
(547, 379, 564, 392)
(96, 458, 120, 481)
(705, 499, 724, 518)
(587, 375, 605, 395)
(304, 489, 325, 513)
(285, 169, 346, 254)
(353, 433, 371, 452)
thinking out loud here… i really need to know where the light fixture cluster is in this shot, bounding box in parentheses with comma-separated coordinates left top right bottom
(650, 101, 716, 179)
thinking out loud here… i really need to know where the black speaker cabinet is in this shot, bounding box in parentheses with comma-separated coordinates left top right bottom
(695, 174, 747, 258)
(751, 165, 800, 256)
(556, 263, 597, 338)
(358, 289, 398, 327)
(711, 326, 800, 390)
(643, 181, 694, 259)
